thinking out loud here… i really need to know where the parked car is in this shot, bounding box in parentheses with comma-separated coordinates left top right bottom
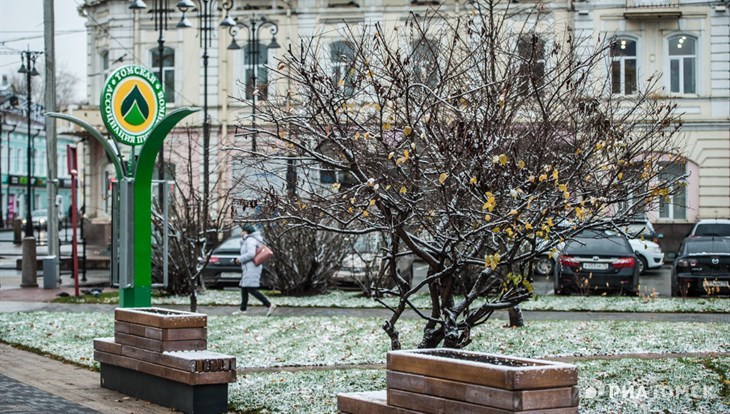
(333, 234, 383, 285)
(22, 208, 64, 229)
(201, 236, 243, 288)
(617, 222, 665, 274)
(554, 230, 640, 295)
(671, 236, 730, 297)
(535, 220, 663, 276)
(689, 219, 730, 238)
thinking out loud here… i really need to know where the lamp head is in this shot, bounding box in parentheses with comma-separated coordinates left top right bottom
(128, 0, 148, 9)
(17, 63, 28, 74)
(176, 0, 195, 12)
(268, 36, 281, 49)
(220, 15, 237, 27)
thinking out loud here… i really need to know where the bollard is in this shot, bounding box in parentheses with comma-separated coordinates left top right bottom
(21, 237, 38, 288)
(43, 256, 58, 289)
(13, 218, 22, 244)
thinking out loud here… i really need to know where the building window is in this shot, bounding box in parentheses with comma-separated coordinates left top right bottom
(244, 43, 269, 100)
(517, 33, 546, 95)
(668, 35, 696, 94)
(411, 37, 439, 89)
(101, 51, 109, 79)
(331, 41, 356, 96)
(150, 47, 175, 103)
(659, 162, 686, 220)
(611, 38, 637, 95)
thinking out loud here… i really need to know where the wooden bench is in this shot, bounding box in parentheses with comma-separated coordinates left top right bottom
(93, 308, 236, 414)
(339, 349, 578, 414)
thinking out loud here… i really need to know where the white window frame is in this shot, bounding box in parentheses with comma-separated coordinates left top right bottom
(658, 162, 687, 220)
(243, 42, 270, 101)
(610, 36, 638, 96)
(149, 46, 176, 104)
(666, 34, 698, 95)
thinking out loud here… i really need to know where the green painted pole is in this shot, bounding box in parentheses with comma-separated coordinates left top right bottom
(124, 108, 199, 308)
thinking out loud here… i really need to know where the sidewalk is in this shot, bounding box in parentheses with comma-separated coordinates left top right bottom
(0, 343, 173, 413)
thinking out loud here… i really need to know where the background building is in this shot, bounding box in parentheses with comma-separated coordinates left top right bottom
(75, 0, 729, 250)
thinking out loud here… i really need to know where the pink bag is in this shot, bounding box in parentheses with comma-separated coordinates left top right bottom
(253, 244, 274, 266)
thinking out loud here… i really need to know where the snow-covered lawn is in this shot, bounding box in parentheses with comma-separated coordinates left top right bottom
(56, 289, 730, 313)
(154, 289, 730, 313)
(232, 357, 730, 413)
(0, 311, 728, 413)
(1, 312, 728, 366)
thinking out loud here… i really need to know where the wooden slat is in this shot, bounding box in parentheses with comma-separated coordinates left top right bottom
(387, 371, 578, 410)
(95, 350, 236, 385)
(114, 332, 207, 353)
(337, 390, 424, 414)
(118, 345, 235, 373)
(93, 338, 121, 355)
(387, 350, 577, 390)
(115, 308, 206, 329)
(388, 389, 579, 414)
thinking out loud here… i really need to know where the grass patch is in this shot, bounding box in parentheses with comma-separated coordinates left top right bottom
(1, 312, 728, 413)
(50, 288, 730, 313)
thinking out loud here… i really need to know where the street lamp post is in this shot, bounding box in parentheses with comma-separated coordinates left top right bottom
(129, 0, 173, 202)
(18, 48, 42, 238)
(227, 16, 280, 152)
(175, 0, 236, 227)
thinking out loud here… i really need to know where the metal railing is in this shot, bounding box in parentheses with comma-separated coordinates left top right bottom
(626, 0, 679, 8)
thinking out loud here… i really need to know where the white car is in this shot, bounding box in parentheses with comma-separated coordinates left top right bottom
(689, 219, 730, 237)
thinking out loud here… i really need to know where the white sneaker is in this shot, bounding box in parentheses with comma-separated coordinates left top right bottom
(232, 310, 248, 315)
(266, 304, 277, 317)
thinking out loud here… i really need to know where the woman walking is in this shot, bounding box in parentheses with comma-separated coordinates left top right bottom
(234, 224, 276, 316)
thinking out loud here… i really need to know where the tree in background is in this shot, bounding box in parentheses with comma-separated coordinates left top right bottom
(151, 128, 237, 312)
(232, 1, 685, 349)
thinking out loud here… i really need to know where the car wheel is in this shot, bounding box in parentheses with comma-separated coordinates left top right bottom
(535, 256, 554, 276)
(670, 283, 679, 297)
(636, 256, 648, 275)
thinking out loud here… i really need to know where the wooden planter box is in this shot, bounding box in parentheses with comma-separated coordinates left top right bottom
(94, 307, 236, 414)
(339, 349, 578, 414)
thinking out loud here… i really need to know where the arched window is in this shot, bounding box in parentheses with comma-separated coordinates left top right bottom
(244, 42, 269, 100)
(331, 41, 356, 96)
(610, 38, 637, 95)
(659, 161, 687, 220)
(411, 37, 439, 89)
(150, 46, 175, 103)
(668, 35, 696, 94)
(518, 33, 546, 96)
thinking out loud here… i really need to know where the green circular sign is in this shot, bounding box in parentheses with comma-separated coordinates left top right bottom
(100, 65, 166, 146)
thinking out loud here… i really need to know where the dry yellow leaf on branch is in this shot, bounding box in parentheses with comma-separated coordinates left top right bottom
(403, 126, 412, 136)
(438, 173, 448, 184)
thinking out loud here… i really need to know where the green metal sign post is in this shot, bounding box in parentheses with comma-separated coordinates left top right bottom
(48, 65, 199, 308)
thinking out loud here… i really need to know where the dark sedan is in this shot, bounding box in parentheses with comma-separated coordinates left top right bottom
(671, 237, 730, 297)
(554, 231, 639, 295)
(201, 236, 242, 288)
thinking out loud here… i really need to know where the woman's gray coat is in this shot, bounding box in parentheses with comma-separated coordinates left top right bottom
(238, 231, 264, 288)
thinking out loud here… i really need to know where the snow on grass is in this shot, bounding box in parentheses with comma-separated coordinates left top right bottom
(1, 312, 728, 369)
(152, 289, 730, 313)
(228, 358, 730, 413)
(0, 312, 728, 413)
(577, 357, 730, 413)
(230, 369, 386, 414)
(53, 288, 730, 313)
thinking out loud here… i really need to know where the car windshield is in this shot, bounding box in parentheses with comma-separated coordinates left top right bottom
(621, 224, 654, 239)
(216, 237, 242, 252)
(565, 235, 631, 255)
(685, 239, 730, 255)
(694, 223, 730, 237)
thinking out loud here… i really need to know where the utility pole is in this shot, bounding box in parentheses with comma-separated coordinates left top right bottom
(44, 0, 60, 286)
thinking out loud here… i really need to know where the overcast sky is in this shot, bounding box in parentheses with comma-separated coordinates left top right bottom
(0, 0, 88, 103)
